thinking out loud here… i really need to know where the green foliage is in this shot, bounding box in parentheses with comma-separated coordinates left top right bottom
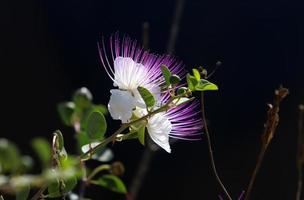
(170, 75, 181, 85)
(137, 126, 146, 145)
(57, 102, 75, 126)
(47, 177, 77, 198)
(161, 64, 171, 86)
(91, 174, 127, 194)
(0, 139, 21, 173)
(186, 68, 218, 92)
(137, 86, 155, 108)
(195, 79, 218, 91)
(73, 87, 93, 110)
(31, 138, 51, 168)
(16, 185, 30, 200)
(86, 111, 107, 140)
(192, 68, 201, 80)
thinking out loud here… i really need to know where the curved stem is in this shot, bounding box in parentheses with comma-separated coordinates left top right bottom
(87, 165, 111, 181)
(201, 92, 232, 200)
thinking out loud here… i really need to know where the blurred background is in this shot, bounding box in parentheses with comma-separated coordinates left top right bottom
(0, 0, 303, 199)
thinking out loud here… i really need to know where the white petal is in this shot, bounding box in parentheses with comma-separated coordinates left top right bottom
(114, 57, 149, 91)
(108, 89, 136, 123)
(146, 112, 172, 153)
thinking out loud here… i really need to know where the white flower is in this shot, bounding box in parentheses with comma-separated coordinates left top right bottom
(134, 108, 172, 153)
(108, 89, 136, 123)
(113, 57, 161, 108)
(146, 112, 172, 153)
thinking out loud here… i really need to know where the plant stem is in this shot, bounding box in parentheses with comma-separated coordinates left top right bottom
(244, 86, 288, 200)
(79, 96, 192, 160)
(200, 92, 232, 200)
(296, 105, 304, 200)
(30, 184, 47, 200)
(87, 165, 111, 181)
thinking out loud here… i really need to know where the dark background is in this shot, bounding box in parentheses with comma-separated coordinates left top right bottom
(1, 0, 304, 199)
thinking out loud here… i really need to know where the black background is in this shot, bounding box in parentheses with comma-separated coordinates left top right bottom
(1, 0, 304, 199)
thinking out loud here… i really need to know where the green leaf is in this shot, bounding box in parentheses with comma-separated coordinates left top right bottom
(161, 65, 171, 86)
(57, 102, 75, 126)
(86, 111, 107, 140)
(195, 79, 218, 91)
(192, 68, 201, 80)
(169, 75, 181, 85)
(0, 139, 21, 173)
(16, 185, 30, 200)
(137, 126, 146, 145)
(92, 174, 127, 194)
(186, 74, 198, 91)
(31, 138, 51, 168)
(75, 132, 91, 148)
(47, 177, 77, 198)
(137, 86, 155, 107)
(73, 87, 93, 110)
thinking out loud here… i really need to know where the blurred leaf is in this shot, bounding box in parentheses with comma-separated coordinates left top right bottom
(75, 132, 90, 148)
(86, 111, 107, 140)
(186, 74, 198, 91)
(47, 177, 77, 198)
(20, 156, 33, 172)
(73, 87, 93, 110)
(92, 174, 127, 194)
(169, 75, 181, 85)
(57, 102, 75, 126)
(16, 185, 30, 200)
(0, 138, 21, 173)
(80, 105, 108, 133)
(161, 65, 171, 86)
(31, 138, 51, 168)
(137, 86, 155, 107)
(192, 68, 201, 80)
(195, 79, 218, 91)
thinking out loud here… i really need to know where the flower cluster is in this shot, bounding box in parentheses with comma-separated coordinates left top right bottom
(99, 34, 204, 153)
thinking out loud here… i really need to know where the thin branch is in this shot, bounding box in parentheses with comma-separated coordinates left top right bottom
(296, 104, 304, 200)
(201, 92, 233, 200)
(166, 0, 185, 54)
(244, 86, 289, 200)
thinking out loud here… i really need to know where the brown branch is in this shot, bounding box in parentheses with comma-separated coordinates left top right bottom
(296, 104, 304, 200)
(244, 86, 289, 200)
(201, 92, 233, 200)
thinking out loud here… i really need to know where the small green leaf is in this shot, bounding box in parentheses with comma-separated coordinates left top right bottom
(195, 79, 218, 91)
(186, 74, 198, 91)
(192, 68, 201, 80)
(0, 139, 21, 173)
(31, 138, 51, 168)
(73, 87, 93, 110)
(92, 174, 127, 194)
(16, 185, 30, 200)
(137, 86, 155, 107)
(161, 65, 171, 86)
(57, 102, 75, 126)
(169, 75, 181, 85)
(137, 126, 146, 145)
(86, 111, 107, 140)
